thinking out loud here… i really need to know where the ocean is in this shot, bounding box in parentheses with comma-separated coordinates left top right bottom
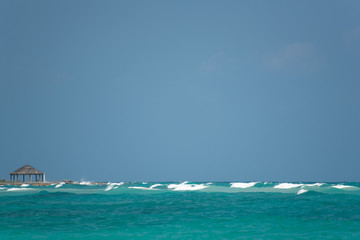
(1, 182, 360, 239)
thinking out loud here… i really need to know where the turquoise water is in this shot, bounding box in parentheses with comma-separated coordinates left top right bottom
(1, 182, 360, 239)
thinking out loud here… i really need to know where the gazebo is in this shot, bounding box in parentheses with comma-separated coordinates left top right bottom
(10, 165, 45, 182)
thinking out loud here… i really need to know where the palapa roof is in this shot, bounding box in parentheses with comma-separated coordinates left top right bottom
(11, 165, 44, 175)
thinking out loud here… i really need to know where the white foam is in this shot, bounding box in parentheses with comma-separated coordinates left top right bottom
(104, 185, 115, 191)
(167, 182, 208, 191)
(55, 182, 65, 188)
(230, 182, 258, 188)
(297, 189, 308, 195)
(304, 183, 324, 187)
(128, 186, 157, 190)
(21, 184, 29, 187)
(149, 184, 162, 189)
(0, 187, 5, 190)
(104, 182, 124, 191)
(79, 181, 93, 185)
(7, 188, 33, 192)
(105, 186, 112, 191)
(274, 183, 303, 189)
(128, 183, 163, 191)
(332, 184, 354, 189)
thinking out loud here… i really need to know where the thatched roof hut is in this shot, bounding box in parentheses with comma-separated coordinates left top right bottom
(10, 164, 45, 182)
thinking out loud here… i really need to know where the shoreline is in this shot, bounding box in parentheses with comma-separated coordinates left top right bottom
(0, 181, 107, 186)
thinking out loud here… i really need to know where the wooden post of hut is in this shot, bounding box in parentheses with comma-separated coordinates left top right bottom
(10, 165, 45, 183)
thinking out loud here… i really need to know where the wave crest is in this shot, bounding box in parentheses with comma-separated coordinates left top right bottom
(297, 189, 308, 195)
(274, 183, 303, 189)
(167, 182, 208, 191)
(55, 182, 65, 188)
(105, 182, 124, 191)
(331, 184, 356, 189)
(230, 182, 258, 188)
(7, 188, 34, 192)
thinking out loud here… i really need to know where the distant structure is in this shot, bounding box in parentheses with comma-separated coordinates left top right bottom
(10, 165, 45, 182)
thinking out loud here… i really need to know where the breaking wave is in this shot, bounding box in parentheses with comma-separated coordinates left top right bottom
(55, 182, 65, 188)
(7, 188, 34, 192)
(274, 183, 303, 189)
(304, 183, 324, 187)
(297, 189, 308, 195)
(167, 182, 208, 191)
(79, 181, 93, 186)
(128, 186, 157, 190)
(105, 182, 124, 191)
(149, 184, 162, 189)
(332, 184, 357, 189)
(230, 182, 258, 188)
(1, 182, 359, 196)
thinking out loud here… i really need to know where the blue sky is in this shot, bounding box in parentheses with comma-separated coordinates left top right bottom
(1, 0, 360, 182)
